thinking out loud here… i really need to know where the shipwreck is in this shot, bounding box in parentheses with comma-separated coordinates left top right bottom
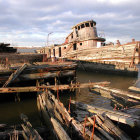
(37, 20, 140, 76)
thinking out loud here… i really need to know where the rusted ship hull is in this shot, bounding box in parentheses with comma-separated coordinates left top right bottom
(65, 42, 140, 76)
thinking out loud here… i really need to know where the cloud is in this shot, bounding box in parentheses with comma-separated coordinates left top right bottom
(0, 0, 140, 46)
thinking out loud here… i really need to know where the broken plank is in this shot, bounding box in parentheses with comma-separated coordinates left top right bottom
(20, 113, 43, 140)
(129, 86, 140, 93)
(87, 117, 114, 140)
(93, 85, 140, 100)
(96, 114, 131, 140)
(2, 63, 27, 87)
(51, 117, 71, 140)
(71, 100, 140, 127)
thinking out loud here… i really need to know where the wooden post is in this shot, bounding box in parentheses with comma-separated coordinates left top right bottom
(3, 63, 27, 87)
(57, 86, 59, 101)
(68, 97, 71, 113)
(90, 116, 96, 140)
(83, 115, 87, 138)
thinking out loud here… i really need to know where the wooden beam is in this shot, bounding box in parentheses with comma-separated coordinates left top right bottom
(2, 63, 27, 87)
(129, 86, 140, 93)
(51, 117, 71, 140)
(87, 117, 114, 140)
(0, 81, 110, 93)
(93, 85, 140, 100)
(0, 70, 76, 84)
(95, 114, 131, 140)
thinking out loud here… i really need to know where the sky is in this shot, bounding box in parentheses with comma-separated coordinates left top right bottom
(0, 0, 140, 47)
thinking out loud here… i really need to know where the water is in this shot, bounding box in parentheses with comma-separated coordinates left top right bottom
(0, 70, 137, 126)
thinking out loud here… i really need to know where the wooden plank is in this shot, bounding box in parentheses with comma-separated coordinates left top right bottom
(20, 113, 43, 140)
(0, 81, 110, 93)
(96, 114, 131, 140)
(87, 117, 114, 140)
(3, 63, 27, 87)
(129, 86, 140, 93)
(51, 117, 71, 140)
(93, 85, 140, 100)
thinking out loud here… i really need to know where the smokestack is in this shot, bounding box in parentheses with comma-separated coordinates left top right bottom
(132, 38, 135, 42)
(117, 40, 121, 46)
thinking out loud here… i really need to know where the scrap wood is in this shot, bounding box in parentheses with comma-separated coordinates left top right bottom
(51, 117, 71, 140)
(20, 113, 43, 140)
(71, 100, 140, 127)
(93, 85, 140, 101)
(2, 63, 27, 87)
(95, 114, 131, 140)
(38, 90, 101, 140)
(84, 117, 114, 140)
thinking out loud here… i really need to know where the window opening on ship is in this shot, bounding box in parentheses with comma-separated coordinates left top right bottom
(75, 27, 79, 37)
(81, 24, 85, 28)
(64, 47, 66, 49)
(90, 23, 93, 27)
(78, 26, 80, 30)
(85, 23, 89, 27)
(59, 47, 61, 57)
(73, 43, 77, 50)
(49, 49, 51, 57)
(80, 43, 82, 46)
(53, 49, 55, 57)
(71, 34, 73, 39)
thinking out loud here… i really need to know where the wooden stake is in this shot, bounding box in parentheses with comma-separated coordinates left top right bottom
(57, 86, 59, 101)
(68, 97, 71, 113)
(90, 116, 96, 140)
(83, 115, 87, 138)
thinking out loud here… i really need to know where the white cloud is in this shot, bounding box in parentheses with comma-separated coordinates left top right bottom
(0, 0, 139, 46)
(97, 0, 132, 5)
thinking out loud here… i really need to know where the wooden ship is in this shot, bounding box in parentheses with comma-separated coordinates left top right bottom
(37, 20, 140, 76)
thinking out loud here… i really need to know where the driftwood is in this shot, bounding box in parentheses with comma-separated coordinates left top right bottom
(129, 86, 140, 93)
(2, 63, 27, 87)
(0, 81, 110, 93)
(87, 117, 114, 140)
(96, 114, 131, 140)
(71, 100, 140, 127)
(20, 113, 43, 140)
(51, 117, 71, 140)
(92, 85, 140, 101)
(0, 124, 47, 140)
(0, 130, 22, 139)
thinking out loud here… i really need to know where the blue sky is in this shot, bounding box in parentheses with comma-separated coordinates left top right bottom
(0, 0, 140, 47)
